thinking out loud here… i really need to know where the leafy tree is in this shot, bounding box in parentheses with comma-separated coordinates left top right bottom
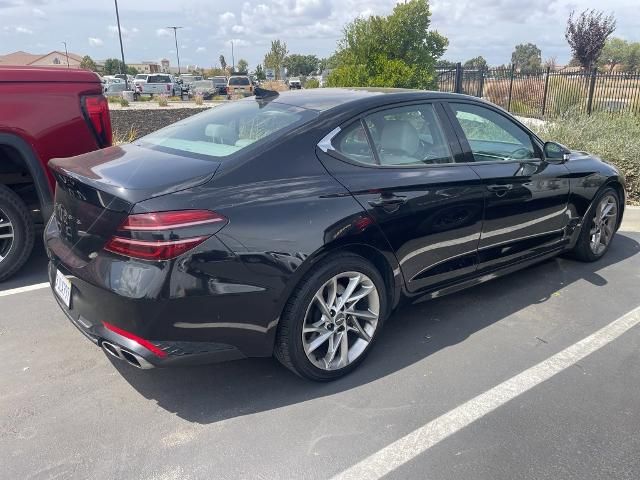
(327, 0, 447, 89)
(127, 66, 139, 75)
(626, 43, 640, 72)
(305, 78, 320, 89)
(511, 43, 542, 73)
(543, 56, 558, 70)
(463, 56, 487, 69)
(204, 67, 227, 77)
(237, 58, 249, 74)
(565, 9, 616, 71)
(318, 55, 338, 73)
(80, 55, 97, 71)
(254, 64, 266, 81)
(103, 58, 124, 75)
(219, 55, 227, 71)
(284, 54, 319, 76)
(263, 39, 289, 79)
(436, 59, 457, 69)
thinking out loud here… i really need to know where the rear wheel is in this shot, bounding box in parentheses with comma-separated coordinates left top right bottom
(275, 253, 387, 381)
(570, 187, 620, 262)
(0, 184, 34, 282)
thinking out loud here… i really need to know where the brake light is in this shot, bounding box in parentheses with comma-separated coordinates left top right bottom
(82, 95, 112, 148)
(102, 321, 167, 358)
(166, 84, 171, 92)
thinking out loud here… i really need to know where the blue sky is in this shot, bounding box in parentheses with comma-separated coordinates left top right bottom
(1, 0, 639, 70)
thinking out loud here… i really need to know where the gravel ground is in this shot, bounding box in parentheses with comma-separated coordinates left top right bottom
(110, 106, 216, 141)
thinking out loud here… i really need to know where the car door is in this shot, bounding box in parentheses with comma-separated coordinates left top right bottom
(444, 101, 571, 271)
(316, 101, 485, 294)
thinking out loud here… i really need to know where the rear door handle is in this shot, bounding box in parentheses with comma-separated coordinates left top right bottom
(487, 184, 513, 192)
(368, 196, 408, 208)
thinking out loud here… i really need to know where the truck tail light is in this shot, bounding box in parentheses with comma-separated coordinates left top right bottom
(81, 95, 112, 148)
(104, 210, 228, 261)
(167, 84, 171, 92)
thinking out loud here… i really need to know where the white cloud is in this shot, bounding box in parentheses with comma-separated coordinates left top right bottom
(156, 28, 171, 37)
(107, 25, 139, 39)
(88, 37, 103, 47)
(196, 46, 206, 53)
(32, 7, 45, 17)
(13, 25, 33, 34)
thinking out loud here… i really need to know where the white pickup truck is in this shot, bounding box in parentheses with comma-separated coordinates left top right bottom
(137, 74, 183, 97)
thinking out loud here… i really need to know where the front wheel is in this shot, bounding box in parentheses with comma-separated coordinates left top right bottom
(275, 253, 387, 381)
(570, 187, 620, 262)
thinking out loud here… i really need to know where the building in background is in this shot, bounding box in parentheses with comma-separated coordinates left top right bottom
(128, 61, 161, 74)
(0, 50, 83, 68)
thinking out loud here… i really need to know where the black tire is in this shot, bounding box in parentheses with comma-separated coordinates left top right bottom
(274, 253, 388, 381)
(569, 187, 620, 262)
(0, 184, 34, 282)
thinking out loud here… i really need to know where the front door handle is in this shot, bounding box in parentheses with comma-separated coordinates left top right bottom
(487, 184, 513, 192)
(368, 195, 408, 208)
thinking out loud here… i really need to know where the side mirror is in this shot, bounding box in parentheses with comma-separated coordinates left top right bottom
(544, 141, 571, 163)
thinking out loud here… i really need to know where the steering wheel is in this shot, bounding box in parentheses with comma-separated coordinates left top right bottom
(508, 147, 533, 160)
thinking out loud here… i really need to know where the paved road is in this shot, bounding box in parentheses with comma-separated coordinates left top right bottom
(1, 210, 639, 480)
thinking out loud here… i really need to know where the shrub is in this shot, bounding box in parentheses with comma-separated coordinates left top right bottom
(107, 95, 120, 104)
(532, 113, 640, 203)
(157, 94, 169, 107)
(113, 126, 138, 145)
(305, 78, 320, 89)
(119, 97, 129, 107)
(193, 93, 204, 105)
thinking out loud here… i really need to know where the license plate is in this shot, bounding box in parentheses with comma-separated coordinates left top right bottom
(54, 269, 72, 308)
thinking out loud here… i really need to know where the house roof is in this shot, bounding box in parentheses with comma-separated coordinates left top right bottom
(0, 50, 83, 66)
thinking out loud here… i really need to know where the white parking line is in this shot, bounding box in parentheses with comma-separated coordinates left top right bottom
(0, 282, 50, 297)
(332, 304, 640, 480)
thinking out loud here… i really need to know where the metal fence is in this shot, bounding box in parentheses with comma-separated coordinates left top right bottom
(435, 64, 640, 119)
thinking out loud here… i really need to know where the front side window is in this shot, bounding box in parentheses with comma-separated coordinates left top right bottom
(141, 100, 318, 159)
(364, 104, 453, 166)
(450, 103, 537, 162)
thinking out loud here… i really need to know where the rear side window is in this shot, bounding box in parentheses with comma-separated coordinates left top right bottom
(229, 77, 250, 86)
(141, 100, 318, 159)
(333, 121, 376, 165)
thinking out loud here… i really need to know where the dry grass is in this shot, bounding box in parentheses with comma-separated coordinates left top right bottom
(113, 126, 138, 145)
(157, 94, 169, 107)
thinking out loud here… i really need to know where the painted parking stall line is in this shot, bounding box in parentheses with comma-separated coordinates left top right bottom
(0, 282, 50, 297)
(332, 304, 640, 480)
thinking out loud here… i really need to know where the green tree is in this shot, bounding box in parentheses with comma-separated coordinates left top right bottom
(511, 43, 542, 73)
(127, 66, 139, 75)
(263, 39, 288, 79)
(463, 56, 487, 69)
(219, 55, 227, 71)
(237, 58, 249, 74)
(254, 64, 266, 81)
(80, 55, 97, 71)
(327, 0, 447, 89)
(599, 37, 628, 71)
(626, 43, 640, 72)
(565, 9, 616, 71)
(103, 58, 123, 75)
(284, 54, 319, 76)
(318, 55, 338, 73)
(436, 59, 457, 68)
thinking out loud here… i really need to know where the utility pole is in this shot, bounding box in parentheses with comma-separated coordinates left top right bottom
(231, 40, 235, 73)
(62, 41, 70, 68)
(167, 26, 183, 75)
(114, 0, 128, 89)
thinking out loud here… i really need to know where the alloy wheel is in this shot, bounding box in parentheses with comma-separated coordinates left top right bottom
(302, 272, 380, 371)
(0, 206, 14, 263)
(589, 194, 618, 255)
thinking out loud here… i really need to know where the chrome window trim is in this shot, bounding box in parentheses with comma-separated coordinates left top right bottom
(317, 127, 341, 153)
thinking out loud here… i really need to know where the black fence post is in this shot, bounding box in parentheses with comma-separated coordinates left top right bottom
(586, 67, 597, 115)
(507, 64, 515, 112)
(541, 66, 551, 117)
(454, 62, 463, 94)
(477, 67, 485, 98)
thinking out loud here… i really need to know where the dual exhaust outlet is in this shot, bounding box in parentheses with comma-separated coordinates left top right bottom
(101, 340, 154, 369)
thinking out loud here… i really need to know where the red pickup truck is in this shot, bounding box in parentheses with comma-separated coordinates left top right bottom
(0, 66, 112, 281)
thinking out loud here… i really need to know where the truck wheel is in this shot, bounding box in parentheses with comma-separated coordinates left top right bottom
(0, 184, 34, 282)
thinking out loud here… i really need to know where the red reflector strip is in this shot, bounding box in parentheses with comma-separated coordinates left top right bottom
(102, 321, 167, 358)
(104, 236, 209, 261)
(120, 210, 226, 231)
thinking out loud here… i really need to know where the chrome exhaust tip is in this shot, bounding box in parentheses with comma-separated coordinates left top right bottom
(100, 340, 154, 369)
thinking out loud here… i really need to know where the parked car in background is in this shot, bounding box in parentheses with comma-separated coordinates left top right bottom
(179, 74, 203, 86)
(45, 89, 625, 380)
(288, 77, 302, 89)
(0, 66, 111, 281)
(226, 75, 253, 99)
(103, 77, 127, 96)
(190, 80, 217, 99)
(114, 74, 134, 87)
(211, 76, 228, 95)
(138, 74, 182, 97)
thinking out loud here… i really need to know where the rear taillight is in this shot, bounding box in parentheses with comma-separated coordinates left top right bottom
(166, 84, 171, 92)
(82, 94, 112, 148)
(104, 210, 227, 261)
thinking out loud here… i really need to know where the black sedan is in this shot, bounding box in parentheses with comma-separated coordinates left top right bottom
(46, 88, 626, 381)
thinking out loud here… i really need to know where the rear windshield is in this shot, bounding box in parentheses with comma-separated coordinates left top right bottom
(213, 76, 227, 82)
(135, 74, 148, 80)
(229, 77, 250, 86)
(148, 75, 171, 83)
(140, 99, 317, 159)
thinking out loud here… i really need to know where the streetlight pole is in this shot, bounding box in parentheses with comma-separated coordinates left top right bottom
(62, 41, 70, 68)
(167, 26, 183, 75)
(231, 40, 235, 73)
(113, 0, 128, 89)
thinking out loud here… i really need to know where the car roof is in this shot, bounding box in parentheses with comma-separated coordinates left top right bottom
(270, 87, 475, 113)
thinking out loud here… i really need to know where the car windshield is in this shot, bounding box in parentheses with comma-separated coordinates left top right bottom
(140, 100, 318, 159)
(213, 76, 227, 82)
(148, 75, 171, 83)
(229, 77, 250, 86)
(135, 74, 148, 80)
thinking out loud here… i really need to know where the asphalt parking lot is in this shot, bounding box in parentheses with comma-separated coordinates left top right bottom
(2, 209, 640, 480)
